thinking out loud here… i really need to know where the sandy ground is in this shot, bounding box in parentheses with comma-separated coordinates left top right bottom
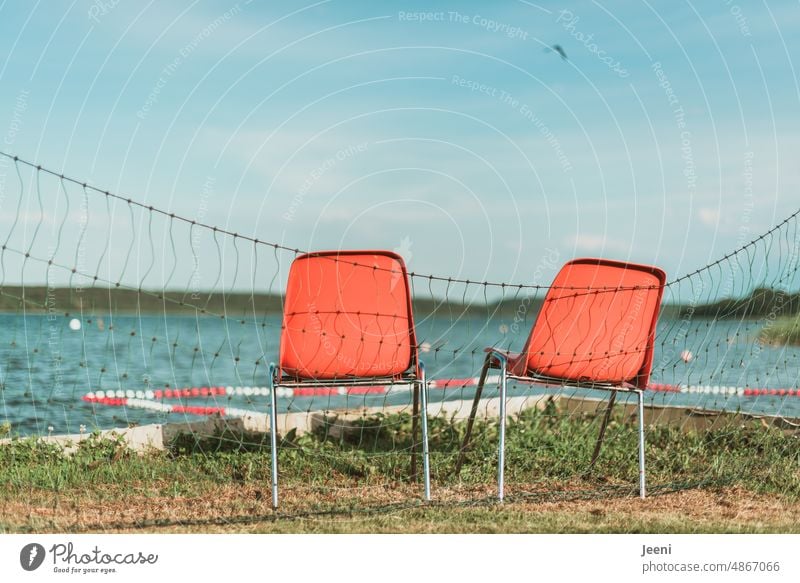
(3, 483, 799, 533)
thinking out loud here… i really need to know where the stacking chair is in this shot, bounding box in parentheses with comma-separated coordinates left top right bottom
(267, 250, 430, 508)
(454, 258, 666, 500)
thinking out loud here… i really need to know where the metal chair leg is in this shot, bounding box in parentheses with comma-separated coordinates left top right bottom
(453, 354, 492, 476)
(419, 362, 431, 501)
(497, 359, 508, 502)
(411, 380, 419, 480)
(268, 363, 279, 509)
(588, 390, 617, 471)
(637, 389, 646, 499)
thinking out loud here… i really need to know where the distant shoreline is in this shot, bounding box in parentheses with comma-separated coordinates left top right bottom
(0, 285, 533, 317)
(2, 285, 798, 322)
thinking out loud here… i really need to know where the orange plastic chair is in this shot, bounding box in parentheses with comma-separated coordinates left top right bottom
(267, 250, 430, 507)
(454, 258, 666, 500)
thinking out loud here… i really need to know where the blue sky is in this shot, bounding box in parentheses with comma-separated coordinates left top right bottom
(1, 0, 799, 290)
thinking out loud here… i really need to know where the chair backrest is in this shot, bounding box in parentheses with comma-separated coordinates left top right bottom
(279, 250, 417, 381)
(522, 258, 666, 388)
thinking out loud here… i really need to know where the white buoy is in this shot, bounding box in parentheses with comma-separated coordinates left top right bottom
(420, 341, 431, 353)
(69, 318, 81, 331)
(680, 350, 693, 363)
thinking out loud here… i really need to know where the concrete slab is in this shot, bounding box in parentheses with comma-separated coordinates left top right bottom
(3, 394, 797, 454)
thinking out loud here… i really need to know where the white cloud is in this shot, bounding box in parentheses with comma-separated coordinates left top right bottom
(697, 207, 720, 226)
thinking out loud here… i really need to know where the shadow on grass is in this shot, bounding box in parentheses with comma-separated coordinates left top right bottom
(1, 405, 798, 532)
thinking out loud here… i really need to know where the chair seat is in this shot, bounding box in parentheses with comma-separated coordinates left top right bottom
(483, 348, 636, 391)
(275, 372, 418, 387)
(505, 373, 634, 392)
(493, 347, 656, 388)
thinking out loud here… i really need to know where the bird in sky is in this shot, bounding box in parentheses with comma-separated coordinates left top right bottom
(546, 44, 568, 60)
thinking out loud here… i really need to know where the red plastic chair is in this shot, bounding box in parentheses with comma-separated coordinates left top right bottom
(454, 258, 666, 500)
(267, 250, 430, 507)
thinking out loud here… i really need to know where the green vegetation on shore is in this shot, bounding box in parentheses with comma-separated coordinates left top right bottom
(0, 285, 541, 318)
(674, 287, 800, 320)
(760, 314, 800, 345)
(2, 406, 799, 533)
(4, 283, 800, 324)
(0, 285, 283, 316)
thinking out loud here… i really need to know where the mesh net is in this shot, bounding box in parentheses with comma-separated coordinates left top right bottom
(1, 150, 800, 529)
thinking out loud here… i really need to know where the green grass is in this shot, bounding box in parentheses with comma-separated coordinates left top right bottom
(2, 405, 800, 532)
(761, 313, 800, 345)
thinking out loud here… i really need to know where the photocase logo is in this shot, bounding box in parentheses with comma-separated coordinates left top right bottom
(20, 543, 46, 571)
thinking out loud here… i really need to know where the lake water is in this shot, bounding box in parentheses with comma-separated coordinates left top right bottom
(1, 313, 799, 436)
